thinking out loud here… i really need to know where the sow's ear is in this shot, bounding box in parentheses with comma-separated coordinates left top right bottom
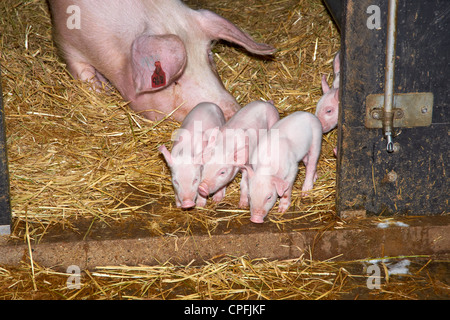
(131, 34, 187, 93)
(195, 9, 277, 56)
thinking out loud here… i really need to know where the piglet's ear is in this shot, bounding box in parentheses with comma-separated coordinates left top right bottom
(205, 127, 220, 145)
(271, 176, 290, 197)
(131, 35, 187, 94)
(158, 144, 174, 167)
(333, 88, 339, 102)
(321, 74, 330, 94)
(333, 51, 341, 74)
(202, 127, 221, 162)
(232, 140, 249, 166)
(240, 165, 255, 178)
(196, 9, 277, 56)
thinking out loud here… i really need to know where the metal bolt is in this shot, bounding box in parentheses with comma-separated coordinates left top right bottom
(371, 110, 381, 120)
(394, 109, 404, 119)
(421, 106, 428, 114)
(387, 170, 398, 183)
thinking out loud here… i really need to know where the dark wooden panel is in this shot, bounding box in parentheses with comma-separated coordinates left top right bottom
(337, 0, 450, 216)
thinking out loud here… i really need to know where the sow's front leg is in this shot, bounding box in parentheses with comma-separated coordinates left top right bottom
(65, 59, 110, 91)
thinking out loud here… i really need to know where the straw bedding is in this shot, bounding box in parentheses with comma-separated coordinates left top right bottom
(1, 255, 448, 299)
(1, 0, 447, 300)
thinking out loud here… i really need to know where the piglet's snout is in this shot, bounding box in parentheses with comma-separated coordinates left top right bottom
(250, 210, 266, 224)
(181, 200, 196, 209)
(198, 183, 210, 197)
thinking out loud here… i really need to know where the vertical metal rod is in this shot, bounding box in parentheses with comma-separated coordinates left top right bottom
(383, 0, 398, 153)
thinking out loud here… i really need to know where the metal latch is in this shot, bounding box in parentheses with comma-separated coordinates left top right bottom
(365, 92, 434, 129)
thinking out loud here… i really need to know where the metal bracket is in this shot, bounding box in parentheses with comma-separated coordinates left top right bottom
(365, 92, 433, 129)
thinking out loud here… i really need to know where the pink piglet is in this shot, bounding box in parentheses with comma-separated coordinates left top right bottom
(159, 102, 225, 208)
(243, 111, 322, 223)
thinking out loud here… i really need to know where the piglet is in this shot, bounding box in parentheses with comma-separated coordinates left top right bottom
(159, 102, 225, 209)
(198, 100, 279, 207)
(316, 51, 340, 133)
(243, 111, 322, 223)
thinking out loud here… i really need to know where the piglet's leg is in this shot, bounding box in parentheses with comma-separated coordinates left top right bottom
(196, 194, 207, 208)
(278, 184, 293, 213)
(238, 169, 249, 208)
(302, 151, 319, 197)
(212, 186, 226, 203)
(302, 154, 318, 182)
